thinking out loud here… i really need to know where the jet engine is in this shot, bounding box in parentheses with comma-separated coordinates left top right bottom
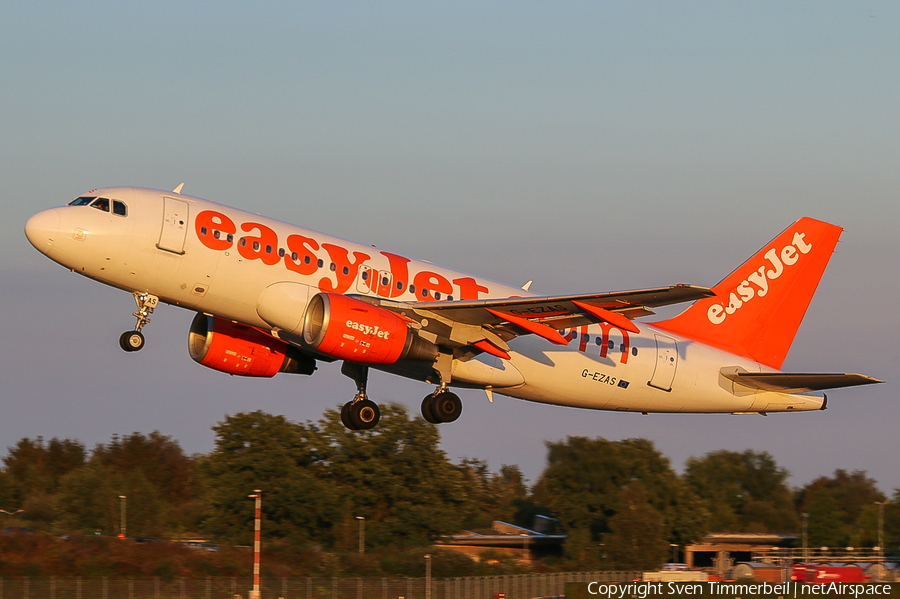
(302, 293, 437, 364)
(188, 314, 316, 377)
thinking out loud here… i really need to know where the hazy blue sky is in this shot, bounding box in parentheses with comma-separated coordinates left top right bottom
(2, 2, 898, 495)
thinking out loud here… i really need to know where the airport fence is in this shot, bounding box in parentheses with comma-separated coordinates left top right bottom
(0, 571, 638, 599)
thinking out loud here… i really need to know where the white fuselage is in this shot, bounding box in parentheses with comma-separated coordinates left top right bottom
(25, 187, 824, 414)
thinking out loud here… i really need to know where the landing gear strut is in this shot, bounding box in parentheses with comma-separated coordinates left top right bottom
(119, 292, 158, 352)
(340, 362, 381, 431)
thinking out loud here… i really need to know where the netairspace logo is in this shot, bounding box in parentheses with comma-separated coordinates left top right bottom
(585, 581, 895, 598)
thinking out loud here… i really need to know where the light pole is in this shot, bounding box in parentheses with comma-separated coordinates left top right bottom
(118, 496, 127, 539)
(670, 544, 678, 563)
(356, 516, 365, 554)
(248, 490, 262, 599)
(801, 512, 809, 561)
(875, 501, 888, 563)
(424, 554, 432, 599)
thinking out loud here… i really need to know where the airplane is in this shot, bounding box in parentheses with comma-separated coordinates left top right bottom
(24, 186, 881, 430)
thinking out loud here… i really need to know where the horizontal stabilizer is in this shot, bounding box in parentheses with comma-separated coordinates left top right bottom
(721, 371, 882, 393)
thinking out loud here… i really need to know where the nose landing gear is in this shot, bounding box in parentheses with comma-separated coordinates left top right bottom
(340, 362, 381, 431)
(119, 292, 158, 352)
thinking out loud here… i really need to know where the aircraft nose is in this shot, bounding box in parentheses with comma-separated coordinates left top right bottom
(25, 208, 61, 253)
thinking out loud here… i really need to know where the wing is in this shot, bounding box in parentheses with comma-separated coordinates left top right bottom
(361, 284, 713, 359)
(721, 371, 883, 393)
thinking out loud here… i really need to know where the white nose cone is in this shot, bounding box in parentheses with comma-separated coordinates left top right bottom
(24, 209, 60, 254)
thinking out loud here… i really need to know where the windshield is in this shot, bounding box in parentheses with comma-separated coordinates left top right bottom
(68, 196, 95, 206)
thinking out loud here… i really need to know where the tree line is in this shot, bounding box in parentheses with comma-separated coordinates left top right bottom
(0, 404, 897, 575)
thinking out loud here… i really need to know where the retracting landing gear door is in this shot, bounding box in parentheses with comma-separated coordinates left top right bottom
(157, 197, 189, 254)
(648, 333, 678, 391)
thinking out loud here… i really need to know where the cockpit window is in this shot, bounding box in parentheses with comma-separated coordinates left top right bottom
(69, 196, 95, 206)
(90, 198, 110, 212)
(113, 200, 127, 216)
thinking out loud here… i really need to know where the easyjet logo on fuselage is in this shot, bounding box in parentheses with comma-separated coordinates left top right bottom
(194, 210, 491, 301)
(707, 231, 813, 325)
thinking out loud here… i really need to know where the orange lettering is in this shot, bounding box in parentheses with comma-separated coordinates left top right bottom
(413, 271, 453, 301)
(238, 222, 281, 266)
(284, 234, 320, 275)
(195, 210, 235, 251)
(380, 251, 411, 298)
(453, 277, 489, 300)
(319, 243, 370, 293)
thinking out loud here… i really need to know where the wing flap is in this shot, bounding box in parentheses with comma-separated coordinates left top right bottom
(721, 371, 883, 393)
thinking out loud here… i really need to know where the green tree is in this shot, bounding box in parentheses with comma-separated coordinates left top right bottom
(314, 403, 471, 549)
(531, 436, 704, 567)
(3, 437, 86, 499)
(684, 449, 797, 533)
(796, 469, 886, 548)
(201, 410, 338, 545)
(457, 458, 528, 529)
(601, 483, 669, 570)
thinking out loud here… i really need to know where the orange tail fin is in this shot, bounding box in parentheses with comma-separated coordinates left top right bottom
(653, 218, 843, 369)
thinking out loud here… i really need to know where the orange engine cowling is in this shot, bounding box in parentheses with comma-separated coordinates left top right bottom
(188, 314, 316, 377)
(302, 293, 437, 364)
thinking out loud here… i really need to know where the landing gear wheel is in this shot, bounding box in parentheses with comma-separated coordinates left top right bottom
(421, 394, 440, 424)
(351, 399, 380, 430)
(341, 402, 358, 430)
(119, 330, 145, 352)
(431, 391, 462, 423)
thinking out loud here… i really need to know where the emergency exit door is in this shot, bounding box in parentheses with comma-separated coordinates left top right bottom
(648, 334, 678, 391)
(157, 197, 189, 254)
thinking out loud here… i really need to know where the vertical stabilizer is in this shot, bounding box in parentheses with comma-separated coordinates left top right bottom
(653, 218, 842, 369)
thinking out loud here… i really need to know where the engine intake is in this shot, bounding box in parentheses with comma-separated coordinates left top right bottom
(302, 293, 437, 364)
(188, 314, 316, 377)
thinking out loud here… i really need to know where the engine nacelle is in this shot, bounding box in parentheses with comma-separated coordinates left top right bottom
(188, 314, 316, 377)
(302, 293, 437, 364)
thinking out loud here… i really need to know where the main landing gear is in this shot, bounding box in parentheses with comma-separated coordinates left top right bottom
(340, 363, 381, 431)
(421, 387, 462, 424)
(337, 359, 462, 431)
(119, 292, 158, 353)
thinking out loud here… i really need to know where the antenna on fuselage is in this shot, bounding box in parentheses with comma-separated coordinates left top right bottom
(521, 280, 533, 291)
(173, 183, 185, 194)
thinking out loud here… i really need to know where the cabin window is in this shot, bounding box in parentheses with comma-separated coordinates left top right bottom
(239, 238, 247, 247)
(200, 227, 208, 235)
(291, 252, 298, 261)
(409, 284, 416, 294)
(434, 291, 441, 300)
(68, 196, 95, 206)
(317, 259, 324, 268)
(112, 200, 127, 216)
(252, 241, 260, 251)
(278, 248, 285, 257)
(447, 295, 453, 301)
(382, 276, 389, 286)
(596, 338, 603, 346)
(397, 281, 404, 290)
(265, 244, 272, 254)
(632, 347, 638, 356)
(226, 234, 233, 243)
(608, 340, 614, 349)
(342, 266, 349, 275)
(213, 230, 220, 239)
(571, 331, 578, 340)
(361, 270, 369, 281)
(90, 198, 110, 212)
(329, 263, 336, 272)
(620, 343, 626, 353)
(421, 288, 428, 298)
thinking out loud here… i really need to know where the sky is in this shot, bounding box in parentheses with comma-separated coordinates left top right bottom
(1, 1, 899, 496)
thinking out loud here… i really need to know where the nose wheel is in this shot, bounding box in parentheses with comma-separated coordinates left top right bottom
(119, 330, 145, 352)
(119, 292, 158, 353)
